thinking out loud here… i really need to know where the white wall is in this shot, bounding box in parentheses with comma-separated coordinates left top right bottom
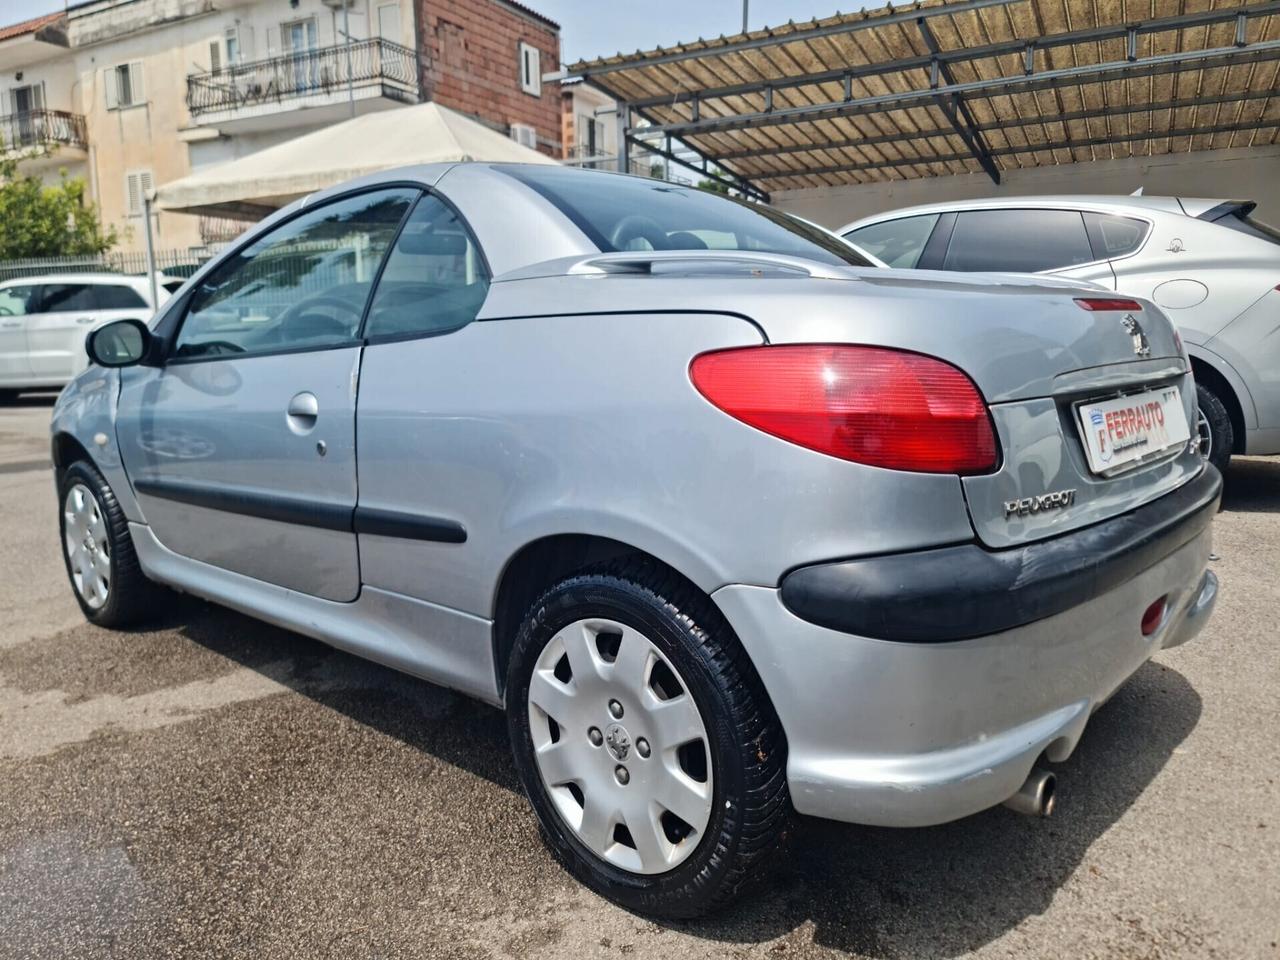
(772, 145, 1280, 229)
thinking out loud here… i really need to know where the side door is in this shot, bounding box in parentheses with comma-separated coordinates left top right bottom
(938, 208, 1117, 288)
(25, 282, 103, 381)
(0, 283, 39, 385)
(115, 186, 418, 602)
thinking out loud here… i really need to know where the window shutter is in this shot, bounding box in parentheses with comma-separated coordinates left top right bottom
(129, 62, 144, 104)
(104, 68, 118, 109)
(125, 173, 140, 216)
(210, 41, 221, 73)
(519, 42, 541, 96)
(140, 170, 154, 205)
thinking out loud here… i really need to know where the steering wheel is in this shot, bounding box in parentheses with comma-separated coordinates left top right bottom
(272, 294, 362, 339)
(609, 214, 670, 252)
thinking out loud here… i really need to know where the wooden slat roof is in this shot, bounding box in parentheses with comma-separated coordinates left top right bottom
(566, 0, 1280, 196)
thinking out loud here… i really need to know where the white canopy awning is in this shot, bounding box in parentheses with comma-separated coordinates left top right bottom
(154, 101, 558, 218)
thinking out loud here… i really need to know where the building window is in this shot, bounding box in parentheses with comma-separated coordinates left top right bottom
(577, 113, 606, 156)
(226, 27, 241, 65)
(377, 3, 401, 43)
(510, 123, 537, 150)
(519, 41, 541, 97)
(105, 61, 145, 109)
(125, 170, 154, 217)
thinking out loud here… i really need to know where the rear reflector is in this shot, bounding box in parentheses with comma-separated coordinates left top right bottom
(689, 344, 998, 474)
(1141, 596, 1168, 636)
(1075, 297, 1145, 311)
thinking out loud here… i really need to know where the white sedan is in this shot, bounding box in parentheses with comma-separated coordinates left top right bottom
(0, 273, 184, 399)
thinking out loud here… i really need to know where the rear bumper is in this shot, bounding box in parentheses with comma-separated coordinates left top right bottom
(713, 473, 1220, 827)
(780, 464, 1221, 642)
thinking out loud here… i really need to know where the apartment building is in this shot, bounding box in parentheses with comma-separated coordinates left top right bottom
(0, 0, 560, 253)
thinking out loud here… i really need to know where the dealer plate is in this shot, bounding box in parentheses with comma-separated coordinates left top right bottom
(1077, 386, 1191, 475)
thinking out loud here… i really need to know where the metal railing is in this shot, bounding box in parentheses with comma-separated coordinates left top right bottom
(0, 109, 87, 152)
(186, 38, 420, 118)
(0, 249, 219, 283)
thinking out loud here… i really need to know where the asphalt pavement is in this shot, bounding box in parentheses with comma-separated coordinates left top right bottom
(1, 395, 1277, 959)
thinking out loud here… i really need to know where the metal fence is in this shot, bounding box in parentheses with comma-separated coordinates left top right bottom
(0, 249, 219, 283)
(186, 38, 419, 118)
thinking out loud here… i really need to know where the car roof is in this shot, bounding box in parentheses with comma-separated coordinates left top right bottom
(0, 273, 174, 288)
(839, 194, 1239, 232)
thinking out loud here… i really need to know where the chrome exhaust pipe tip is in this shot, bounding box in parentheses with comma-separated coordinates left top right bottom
(1003, 767, 1057, 818)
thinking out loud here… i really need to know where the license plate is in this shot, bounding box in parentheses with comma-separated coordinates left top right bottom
(1077, 386, 1191, 475)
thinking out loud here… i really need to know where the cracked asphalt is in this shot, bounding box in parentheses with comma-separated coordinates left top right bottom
(1, 395, 1277, 959)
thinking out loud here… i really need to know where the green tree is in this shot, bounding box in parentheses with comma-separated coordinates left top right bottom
(0, 151, 117, 259)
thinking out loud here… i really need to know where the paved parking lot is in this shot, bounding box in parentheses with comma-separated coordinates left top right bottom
(1, 395, 1277, 960)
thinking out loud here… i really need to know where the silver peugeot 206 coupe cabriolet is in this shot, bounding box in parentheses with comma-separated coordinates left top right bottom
(52, 163, 1220, 917)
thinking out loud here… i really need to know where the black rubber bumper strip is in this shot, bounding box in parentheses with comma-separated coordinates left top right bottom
(134, 478, 466, 543)
(780, 466, 1222, 643)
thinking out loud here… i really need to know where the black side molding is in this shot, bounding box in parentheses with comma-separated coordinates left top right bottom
(780, 466, 1222, 643)
(134, 478, 466, 544)
(353, 506, 467, 544)
(133, 477, 351, 532)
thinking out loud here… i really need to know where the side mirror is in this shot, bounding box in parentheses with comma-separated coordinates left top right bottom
(86, 318, 152, 368)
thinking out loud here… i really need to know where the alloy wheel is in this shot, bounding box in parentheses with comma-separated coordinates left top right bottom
(526, 618, 713, 875)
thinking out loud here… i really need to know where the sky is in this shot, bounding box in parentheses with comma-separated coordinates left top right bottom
(1, 0, 852, 64)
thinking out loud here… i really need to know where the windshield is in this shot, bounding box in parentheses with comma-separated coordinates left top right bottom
(498, 165, 874, 268)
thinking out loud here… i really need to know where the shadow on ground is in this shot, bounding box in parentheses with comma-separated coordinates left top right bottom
(163, 593, 1201, 959)
(1220, 456, 1280, 514)
(0, 392, 58, 408)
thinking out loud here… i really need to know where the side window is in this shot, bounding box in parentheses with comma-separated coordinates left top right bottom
(944, 210, 1093, 273)
(843, 214, 940, 268)
(40, 284, 97, 312)
(1083, 212, 1150, 259)
(173, 188, 417, 360)
(0, 285, 40, 317)
(364, 195, 489, 340)
(91, 284, 149, 310)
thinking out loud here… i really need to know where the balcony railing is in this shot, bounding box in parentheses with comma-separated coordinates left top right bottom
(187, 38, 419, 118)
(0, 109, 87, 153)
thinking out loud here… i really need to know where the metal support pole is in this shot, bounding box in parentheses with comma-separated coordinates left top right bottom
(344, 1, 355, 118)
(742, 0, 749, 33)
(142, 194, 159, 312)
(616, 101, 630, 174)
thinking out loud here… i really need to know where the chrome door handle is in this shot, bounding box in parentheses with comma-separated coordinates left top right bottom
(0, 321, 19, 328)
(75, 316, 95, 324)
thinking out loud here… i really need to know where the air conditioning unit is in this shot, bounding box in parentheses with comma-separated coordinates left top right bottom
(510, 122, 537, 150)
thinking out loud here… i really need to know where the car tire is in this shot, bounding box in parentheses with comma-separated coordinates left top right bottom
(1195, 384, 1233, 473)
(506, 559, 790, 918)
(58, 459, 163, 628)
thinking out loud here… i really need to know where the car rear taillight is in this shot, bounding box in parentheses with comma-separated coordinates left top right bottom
(1074, 297, 1145, 311)
(689, 344, 998, 474)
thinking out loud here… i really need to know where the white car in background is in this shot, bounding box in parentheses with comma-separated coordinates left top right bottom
(840, 196, 1280, 470)
(0, 273, 184, 400)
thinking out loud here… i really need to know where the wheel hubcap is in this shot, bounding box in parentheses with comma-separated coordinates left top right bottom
(527, 618, 713, 875)
(63, 483, 110, 609)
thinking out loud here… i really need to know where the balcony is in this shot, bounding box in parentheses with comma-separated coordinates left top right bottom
(0, 109, 88, 167)
(186, 38, 420, 134)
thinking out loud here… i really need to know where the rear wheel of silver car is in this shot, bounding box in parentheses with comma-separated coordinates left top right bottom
(1195, 383, 1233, 473)
(506, 560, 790, 918)
(58, 460, 161, 628)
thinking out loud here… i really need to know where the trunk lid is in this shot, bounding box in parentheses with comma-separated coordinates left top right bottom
(746, 267, 1203, 548)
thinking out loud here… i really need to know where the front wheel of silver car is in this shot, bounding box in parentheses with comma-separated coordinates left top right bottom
(58, 460, 163, 628)
(506, 559, 790, 918)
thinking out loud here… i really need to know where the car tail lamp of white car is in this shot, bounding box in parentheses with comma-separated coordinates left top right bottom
(689, 344, 998, 474)
(1074, 297, 1146, 312)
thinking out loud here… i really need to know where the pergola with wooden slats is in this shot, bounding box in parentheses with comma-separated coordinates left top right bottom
(559, 0, 1280, 203)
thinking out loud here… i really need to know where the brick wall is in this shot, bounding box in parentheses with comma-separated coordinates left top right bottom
(417, 0, 561, 155)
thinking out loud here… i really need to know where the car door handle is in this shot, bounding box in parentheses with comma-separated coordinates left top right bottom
(76, 316, 95, 324)
(0, 321, 19, 328)
(286, 391, 320, 434)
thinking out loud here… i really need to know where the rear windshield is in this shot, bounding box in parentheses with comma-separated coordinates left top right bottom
(498, 165, 874, 268)
(1212, 208, 1280, 247)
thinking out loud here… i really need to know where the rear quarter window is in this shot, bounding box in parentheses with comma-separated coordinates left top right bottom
(1083, 212, 1150, 258)
(92, 284, 149, 309)
(843, 214, 940, 268)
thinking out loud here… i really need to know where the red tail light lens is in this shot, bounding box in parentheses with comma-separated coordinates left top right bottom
(689, 344, 998, 474)
(1141, 596, 1168, 636)
(1074, 297, 1144, 311)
